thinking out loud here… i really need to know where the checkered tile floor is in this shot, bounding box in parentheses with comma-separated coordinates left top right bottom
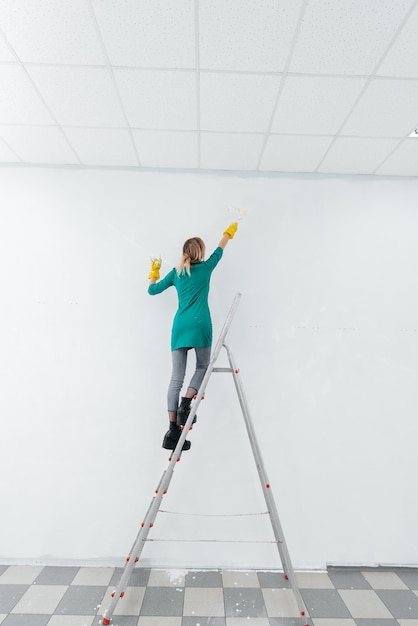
(0, 565, 417, 625)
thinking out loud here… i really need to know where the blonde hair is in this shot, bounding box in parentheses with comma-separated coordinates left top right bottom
(176, 237, 206, 277)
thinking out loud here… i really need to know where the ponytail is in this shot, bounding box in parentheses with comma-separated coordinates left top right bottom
(177, 254, 191, 277)
(176, 237, 205, 277)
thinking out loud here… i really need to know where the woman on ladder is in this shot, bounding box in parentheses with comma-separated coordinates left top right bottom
(148, 222, 238, 450)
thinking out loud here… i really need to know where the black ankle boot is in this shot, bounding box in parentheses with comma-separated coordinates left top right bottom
(176, 396, 197, 427)
(162, 421, 191, 451)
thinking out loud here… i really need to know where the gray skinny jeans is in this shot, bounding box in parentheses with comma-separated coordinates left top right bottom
(167, 347, 211, 412)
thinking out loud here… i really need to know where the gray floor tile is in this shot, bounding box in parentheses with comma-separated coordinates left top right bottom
(354, 620, 398, 625)
(257, 572, 292, 589)
(34, 568, 79, 586)
(224, 587, 267, 618)
(1, 616, 50, 626)
(301, 590, 352, 619)
(0, 587, 29, 614)
(182, 618, 226, 626)
(327, 571, 371, 590)
(376, 590, 418, 618)
(395, 570, 418, 590)
(54, 586, 107, 615)
(48, 617, 95, 626)
(140, 587, 184, 616)
(0, 567, 9, 577)
(185, 571, 223, 587)
(110, 567, 151, 587)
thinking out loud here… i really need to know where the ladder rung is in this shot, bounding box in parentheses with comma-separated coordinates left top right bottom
(212, 367, 233, 373)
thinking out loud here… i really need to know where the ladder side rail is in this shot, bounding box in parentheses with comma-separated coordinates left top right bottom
(210, 293, 242, 364)
(102, 460, 185, 623)
(223, 343, 287, 559)
(102, 455, 187, 624)
(101, 294, 242, 624)
(101, 536, 145, 622)
(102, 483, 170, 623)
(126, 495, 160, 562)
(224, 343, 309, 623)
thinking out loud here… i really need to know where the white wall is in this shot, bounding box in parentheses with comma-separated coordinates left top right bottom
(0, 166, 417, 570)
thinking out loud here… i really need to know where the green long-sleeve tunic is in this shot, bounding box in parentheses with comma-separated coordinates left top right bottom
(148, 246, 223, 350)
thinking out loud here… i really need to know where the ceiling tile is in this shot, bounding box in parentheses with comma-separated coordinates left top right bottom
(199, 0, 304, 72)
(132, 130, 197, 169)
(0, 134, 20, 162)
(272, 76, 367, 135)
(290, 0, 413, 75)
(0, 125, 79, 164)
(200, 73, 279, 132)
(377, 3, 418, 79)
(0, 0, 105, 65)
(0, 2, 417, 176)
(342, 78, 418, 138)
(92, 0, 195, 68)
(0, 65, 55, 124)
(318, 137, 400, 174)
(64, 128, 138, 166)
(200, 132, 264, 170)
(115, 69, 196, 130)
(375, 139, 418, 176)
(259, 135, 333, 172)
(27, 66, 126, 127)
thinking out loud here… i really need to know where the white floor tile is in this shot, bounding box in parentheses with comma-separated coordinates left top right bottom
(183, 587, 225, 617)
(261, 588, 300, 617)
(226, 617, 270, 626)
(361, 570, 409, 589)
(11, 584, 67, 614)
(0, 565, 44, 584)
(296, 572, 334, 589)
(338, 589, 394, 618)
(100, 586, 145, 616)
(398, 621, 418, 626)
(137, 618, 182, 626)
(222, 570, 260, 588)
(114, 586, 145, 615)
(71, 567, 114, 586)
(0, 615, 6, 624)
(147, 569, 186, 587)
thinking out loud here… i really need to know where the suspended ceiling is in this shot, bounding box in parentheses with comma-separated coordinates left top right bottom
(1, 0, 418, 177)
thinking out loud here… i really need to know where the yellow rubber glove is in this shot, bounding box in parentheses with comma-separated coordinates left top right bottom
(223, 222, 238, 239)
(148, 257, 162, 280)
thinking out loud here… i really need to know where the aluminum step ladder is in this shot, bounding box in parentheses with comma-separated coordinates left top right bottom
(101, 293, 310, 626)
